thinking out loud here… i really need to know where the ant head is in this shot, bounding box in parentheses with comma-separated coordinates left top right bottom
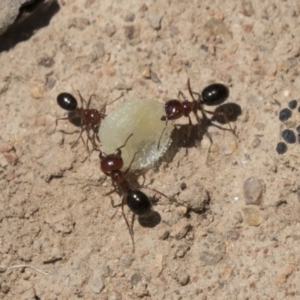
(100, 153, 124, 174)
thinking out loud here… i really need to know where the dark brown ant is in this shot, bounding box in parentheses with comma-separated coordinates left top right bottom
(158, 78, 237, 149)
(98, 134, 172, 252)
(56, 91, 122, 152)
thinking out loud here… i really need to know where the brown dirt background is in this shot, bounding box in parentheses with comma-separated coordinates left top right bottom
(1, 0, 300, 299)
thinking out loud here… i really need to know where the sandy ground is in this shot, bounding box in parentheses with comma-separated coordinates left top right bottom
(1, 0, 300, 299)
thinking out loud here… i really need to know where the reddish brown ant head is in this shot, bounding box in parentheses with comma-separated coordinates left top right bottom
(100, 153, 124, 175)
(163, 99, 185, 121)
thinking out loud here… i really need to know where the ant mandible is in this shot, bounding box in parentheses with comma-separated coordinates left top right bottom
(158, 78, 236, 148)
(56, 91, 122, 153)
(98, 134, 153, 251)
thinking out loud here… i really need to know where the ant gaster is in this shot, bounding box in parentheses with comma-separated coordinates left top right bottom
(158, 78, 236, 148)
(56, 91, 122, 152)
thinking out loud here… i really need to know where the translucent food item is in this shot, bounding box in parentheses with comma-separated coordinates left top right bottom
(99, 99, 173, 170)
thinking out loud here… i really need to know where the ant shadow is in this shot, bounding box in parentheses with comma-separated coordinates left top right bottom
(0, 0, 60, 53)
(163, 102, 242, 163)
(138, 210, 161, 228)
(67, 111, 81, 127)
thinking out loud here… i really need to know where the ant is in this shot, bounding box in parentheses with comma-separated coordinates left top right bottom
(158, 78, 236, 148)
(56, 91, 122, 153)
(98, 134, 171, 252)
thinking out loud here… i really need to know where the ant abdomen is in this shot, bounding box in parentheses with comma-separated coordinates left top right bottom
(126, 190, 152, 215)
(57, 93, 78, 111)
(201, 83, 229, 106)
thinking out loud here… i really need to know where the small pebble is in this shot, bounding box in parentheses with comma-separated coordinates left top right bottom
(109, 291, 122, 300)
(298, 134, 300, 143)
(171, 221, 192, 240)
(113, 79, 132, 90)
(226, 230, 240, 241)
(104, 23, 117, 37)
(38, 56, 55, 68)
(199, 251, 223, 265)
(18, 248, 33, 262)
(234, 211, 243, 223)
(150, 71, 161, 83)
(124, 13, 135, 22)
(120, 254, 134, 268)
(146, 11, 162, 30)
(242, 207, 263, 226)
(1, 284, 10, 294)
(178, 181, 209, 213)
(281, 129, 296, 144)
(142, 66, 151, 79)
(124, 25, 135, 40)
(243, 177, 263, 205)
(298, 106, 300, 113)
(296, 125, 300, 133)
(279, 108, 292, 121)
(177, 273, 190, 286)
(30, 87, 42, 99)
(0, 266, 7, 273)
(159, 230, 170, 240)
(103, 53, 110, 62)
(252, 137, 261, 148)
(242, 0, 254, 16)
(276, 142, 287, 154)
(90, 277, 105, 294)
(131, 273, 142, 286)
(288, 99, 298, 109)
(174, 244, 190, 258)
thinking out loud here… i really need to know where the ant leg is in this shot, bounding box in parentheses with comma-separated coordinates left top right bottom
(85, 127, 100, 152)
(110, 197, 122, 207)
(99, 102, 107, 116)
(115, 133, 134, 155)
(98, 93, 124, 119)
(123, 152, 138, 175)
(187, 78, 197, 102)
(76, 90, 92, 108)
(85, 130, 96, 155)
(86, 94, 96, 109)
(76, 90, 86, 107)
(71, 125, 86, 149)
(121, 195, 135, 252)
(105, 180, 119, 197)
(91, 132, 100, 150)
(157, 118, 169, 150)
(107, 93, 124, 106)
(141, 186, 185, 208)
(55, 117, 69, 131)
(178, 90, 189, 102)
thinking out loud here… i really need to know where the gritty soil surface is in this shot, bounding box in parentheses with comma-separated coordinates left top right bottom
(1, 0, 300, 299)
